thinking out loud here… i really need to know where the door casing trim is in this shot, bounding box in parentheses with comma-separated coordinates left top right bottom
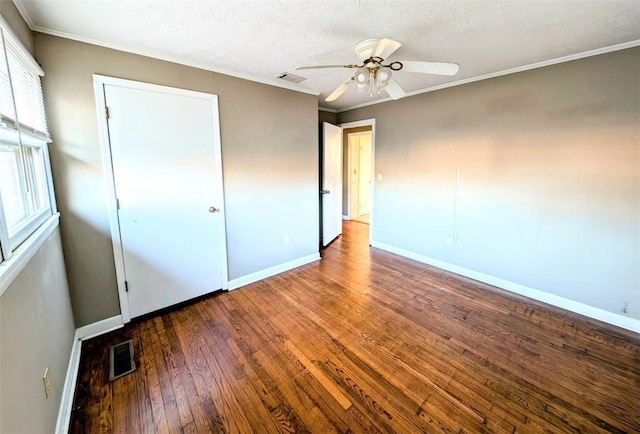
(93, 74, 229, 323)
(339, 119, 376, 246)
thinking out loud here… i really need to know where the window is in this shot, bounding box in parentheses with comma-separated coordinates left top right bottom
(0, 20, 54, 262)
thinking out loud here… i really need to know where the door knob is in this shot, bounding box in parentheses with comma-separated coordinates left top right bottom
(209, 206, 219, 213)
(320, 189, 330, 195)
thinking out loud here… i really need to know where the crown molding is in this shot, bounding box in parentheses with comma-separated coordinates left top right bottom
(338, 39, 640, 113)
(318, 107, 338, 113)
(13, 2, 320, 97)
(11, 1, 638, 110)
(34, 26, 320, 96)
(12, 0, 34, 29)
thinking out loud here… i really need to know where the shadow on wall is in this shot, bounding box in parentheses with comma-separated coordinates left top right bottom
(48, 139, 121, 326)
(59, 211, 120, 325)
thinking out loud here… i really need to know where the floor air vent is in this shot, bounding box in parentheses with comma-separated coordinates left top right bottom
(109, 340, 136, 381)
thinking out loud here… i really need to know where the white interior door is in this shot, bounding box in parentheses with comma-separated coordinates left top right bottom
(358, 134, 372, 215)
(103, 81, 227, 319)
(322, 122, 342, 246)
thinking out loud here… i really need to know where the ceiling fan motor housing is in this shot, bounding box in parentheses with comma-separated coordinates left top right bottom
(355, 38, 381, 61)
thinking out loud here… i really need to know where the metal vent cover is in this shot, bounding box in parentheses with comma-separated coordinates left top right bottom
(109, 339, 136, 381)
(277, 72, 306, 83)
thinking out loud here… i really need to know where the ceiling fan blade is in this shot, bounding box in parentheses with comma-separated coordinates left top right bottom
(373, 38, 402, 59)
(384, 77, 406, 100)
(325, 76, 354, 102)
(295, 64, 350, 70)
(400, 61, 459, 76)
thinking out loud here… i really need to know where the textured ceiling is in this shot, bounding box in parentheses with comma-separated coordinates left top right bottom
(14, 0, 640, 111)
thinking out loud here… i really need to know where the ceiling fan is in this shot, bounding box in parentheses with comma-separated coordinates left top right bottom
(296, 37, 459, 102)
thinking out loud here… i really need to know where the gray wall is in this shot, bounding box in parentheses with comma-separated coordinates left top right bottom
(34, 34, 320, 326)
(0, 229, 76, 434)
(0, 4, 76, 433)
(339, 48, 640, 320)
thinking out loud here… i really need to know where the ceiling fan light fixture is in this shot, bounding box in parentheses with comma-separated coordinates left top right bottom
(354, 67, 369, 84)
(354, 67, 370, 92)
(374, 67, 392, 90)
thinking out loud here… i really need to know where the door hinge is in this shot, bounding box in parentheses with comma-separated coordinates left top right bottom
(124, 281, 129, 292)
(116, 198, 120, 210)
(105, 106, 110, 120)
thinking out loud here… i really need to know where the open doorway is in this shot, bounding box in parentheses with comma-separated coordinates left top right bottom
(340, 119, 375, 245)
(347, 131, 372, 224)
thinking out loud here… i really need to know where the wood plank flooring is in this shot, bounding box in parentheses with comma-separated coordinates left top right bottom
(70, 221, 640, 433)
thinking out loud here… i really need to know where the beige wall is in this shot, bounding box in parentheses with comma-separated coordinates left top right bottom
(319, 110, 338, 125)
(1, 5, 76, 433)
(34, 34, 319, 326)
(339, 48, 640, 319)
(0, 229, 76, 433)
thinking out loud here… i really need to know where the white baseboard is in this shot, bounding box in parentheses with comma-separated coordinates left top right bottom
(56, 315, 124, 434)
(228, 253, 320, 290)
(55, 335, 82, 434)
(342, 215, 350, 220)
(76, 315, 124, 341)
(56, 253, 320, 431)
(371, 241, 640, 333)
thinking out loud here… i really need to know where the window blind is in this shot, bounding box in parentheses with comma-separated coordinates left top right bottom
(0, 19, 53, 259)
(0, 26, 49, 140)
(0, 29, 15, 126)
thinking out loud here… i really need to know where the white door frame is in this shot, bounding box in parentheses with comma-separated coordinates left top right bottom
(339, 118, 376, 245)
(93, 74, 229, 323)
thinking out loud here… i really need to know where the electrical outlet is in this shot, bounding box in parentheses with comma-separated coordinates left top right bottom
(42, 368, 51, 399)
(623, 302, 628, 314)
(284, 235, 290, 246)
(446, 237, 453, 247)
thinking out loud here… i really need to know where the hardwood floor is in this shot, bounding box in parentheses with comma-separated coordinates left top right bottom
(70, 221, 640, 433)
